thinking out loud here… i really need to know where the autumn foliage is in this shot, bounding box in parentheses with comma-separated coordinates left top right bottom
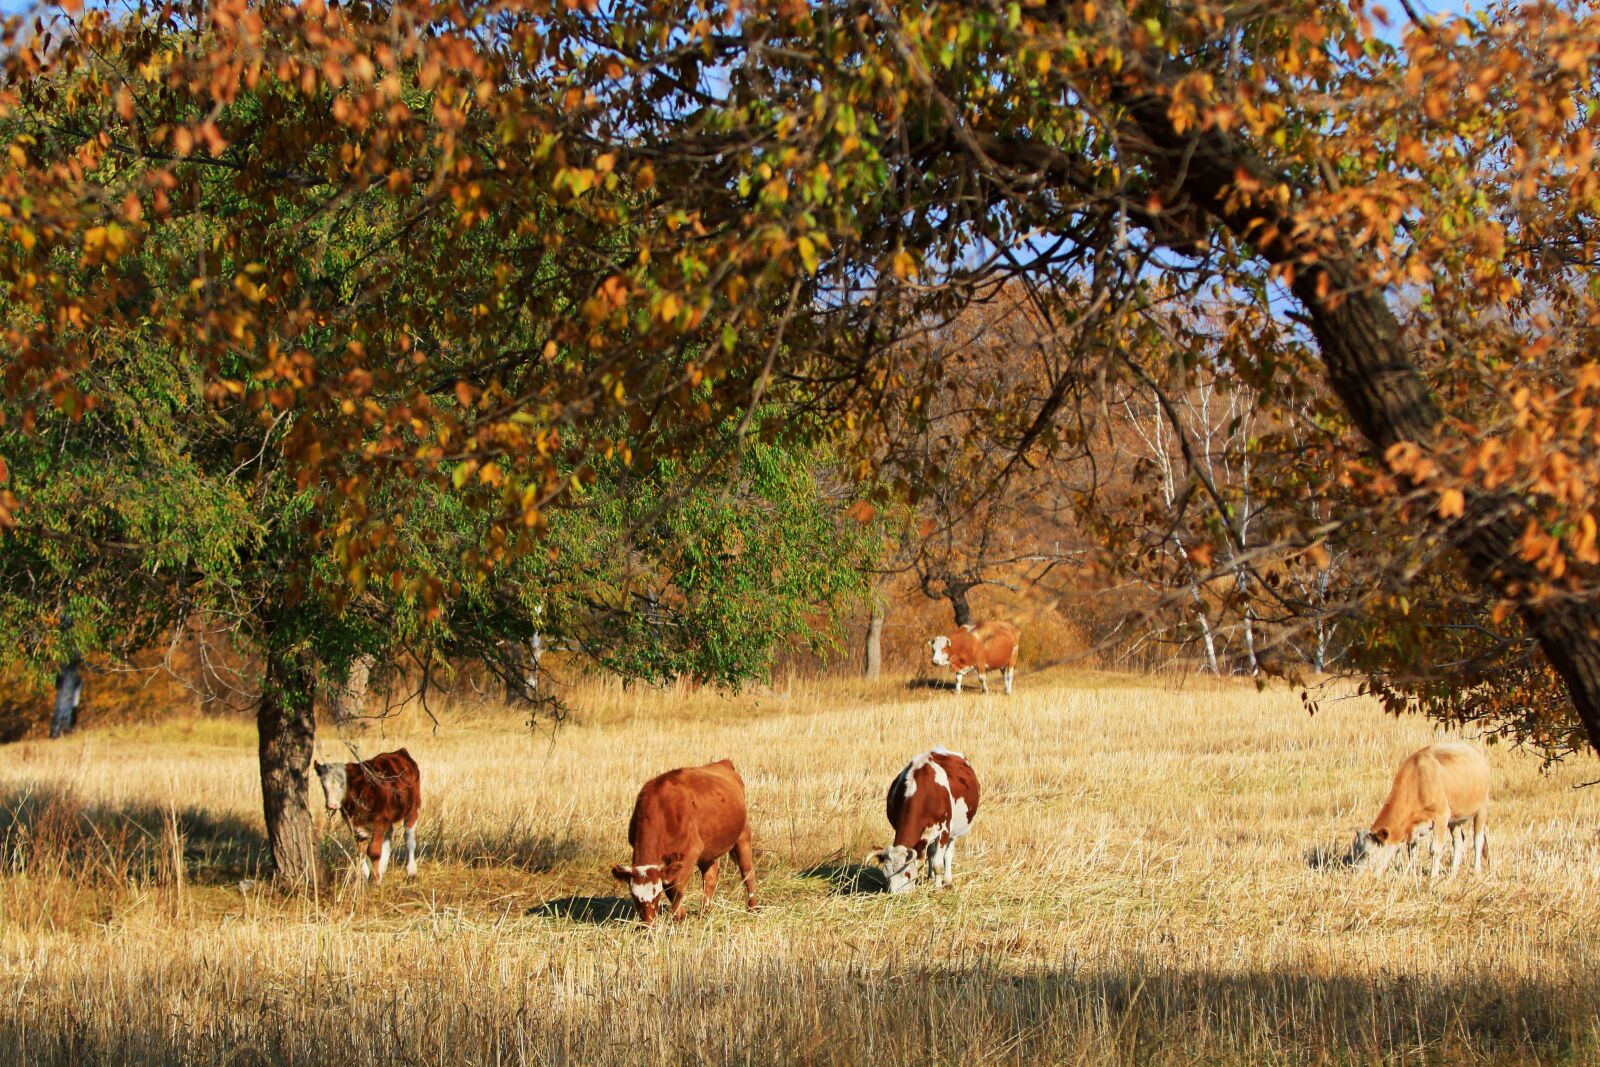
(7, 0, 1600, 875)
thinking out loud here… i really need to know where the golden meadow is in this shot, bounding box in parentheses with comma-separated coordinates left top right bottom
(3, 670, 1599, 1065)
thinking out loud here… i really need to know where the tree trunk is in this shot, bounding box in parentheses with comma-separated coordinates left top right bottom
(1119, 87, 1600, 753)
(1238, 589, 1260, 676)
(947, 585, 974, 627)
(864, 596, 885, 679)
(331, 654, 372, 723)
(259, 647, 318, 886)
(1189, 584, 1220, 675)
(49, 658, 83, 739)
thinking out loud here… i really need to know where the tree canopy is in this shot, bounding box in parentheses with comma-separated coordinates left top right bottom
(7, 0, 1600, 872)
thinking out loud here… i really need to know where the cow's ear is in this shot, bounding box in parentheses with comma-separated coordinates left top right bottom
(610, 864, 633, 883)
(1371, 827, 1389, 845)
(862, 849, 886, 866)
(312, 762, 324, 775)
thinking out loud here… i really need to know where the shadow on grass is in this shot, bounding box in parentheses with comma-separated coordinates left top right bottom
(528, 895, 637, 924)
(799, 860, 888, 895)
(0, 784, 268, 884)
(903, 677, 957, 693)
(2, 961, 1595, 1064)
(1304, 838, 1359, 872)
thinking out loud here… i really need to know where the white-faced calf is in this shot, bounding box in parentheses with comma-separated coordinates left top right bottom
(314, 748, 422, 883)
(1351, 741, 1489, 878)
(866, 747, 980, 892)
(611, 758, 758, 924)
(928, 621, 1020, 695)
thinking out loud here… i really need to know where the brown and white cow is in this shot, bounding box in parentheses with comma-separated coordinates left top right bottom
(928, 621, 1020, 695)
(865, 747, 980, 893)
(611, 758, 758, 924)
(1351, 741, 1490, 878)
(314, 748, 422, 883)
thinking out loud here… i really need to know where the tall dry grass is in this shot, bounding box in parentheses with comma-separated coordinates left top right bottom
(2, 668, 1600, 1065)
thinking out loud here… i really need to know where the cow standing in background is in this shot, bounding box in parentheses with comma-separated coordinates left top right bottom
(612, 759, 758, 924)
(929, 620, 1020, 694)
(315, 748, 422, 883)
(1351, 742, 1490, 878)
(866, 747, 981, 892)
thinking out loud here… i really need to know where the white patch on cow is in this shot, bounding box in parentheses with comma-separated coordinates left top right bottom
(929, 635, 952, 668)
(315, 762, 348, 812)
(950, 795, 972, 839)
(624, 863, 665, 904)
(405, 825, 418, 877)
(376, 837, 391, 881)
(903, 748, 961, 794)
(895, 761, 917, 799)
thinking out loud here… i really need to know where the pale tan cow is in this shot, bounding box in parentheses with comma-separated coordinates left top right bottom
(1351, 741, 1490, 878)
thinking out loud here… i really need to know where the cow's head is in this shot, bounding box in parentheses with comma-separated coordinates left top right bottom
(313, 762, 348, 813)
(864, 845, 919, 893)
(928, 635, 952, 668)
(611, 861, 668, 923)
(1348, 826, 1406, 870)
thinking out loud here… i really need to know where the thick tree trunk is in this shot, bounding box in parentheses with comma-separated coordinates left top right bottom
(947, 587, 974, 628)
(330, 654, 372, 723)
(259, 647, 318, 886)
(1119, 87, 1600, 753)
(864, 596, 885, 679)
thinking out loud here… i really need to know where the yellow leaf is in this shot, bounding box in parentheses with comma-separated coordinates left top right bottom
(1436, 488, 1465, 519)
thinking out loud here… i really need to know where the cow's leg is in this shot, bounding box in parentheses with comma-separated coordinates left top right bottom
(666, 847, 695, 920)
(941, 839, 956, 887)
(954, 669, 964, 695)
(1428, 817, 1448, 880)
(1473, 810, 1489, 873)
(1003, 666, 1014, 695)
(1449, 822, 1465, 877)
(733, 827, 758, 911)
(978, 669, 989, 695)
(368, 825, 389, 884)
(404, 819, 419, 878)
(700, 857, 719, 905)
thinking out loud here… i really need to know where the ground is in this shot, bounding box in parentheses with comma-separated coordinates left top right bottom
(3, 669, 1600, 1065)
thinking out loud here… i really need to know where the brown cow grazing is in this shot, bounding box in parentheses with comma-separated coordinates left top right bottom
(929, 621, 1020, 695)
(865, 747, 980, 893)
(314, 748, 422, 883)
(611, 759, 758, 924)
(1351, 742, 1490, 878)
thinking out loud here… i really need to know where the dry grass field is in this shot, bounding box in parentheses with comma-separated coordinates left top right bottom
(4, 669, 1600, 1065)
